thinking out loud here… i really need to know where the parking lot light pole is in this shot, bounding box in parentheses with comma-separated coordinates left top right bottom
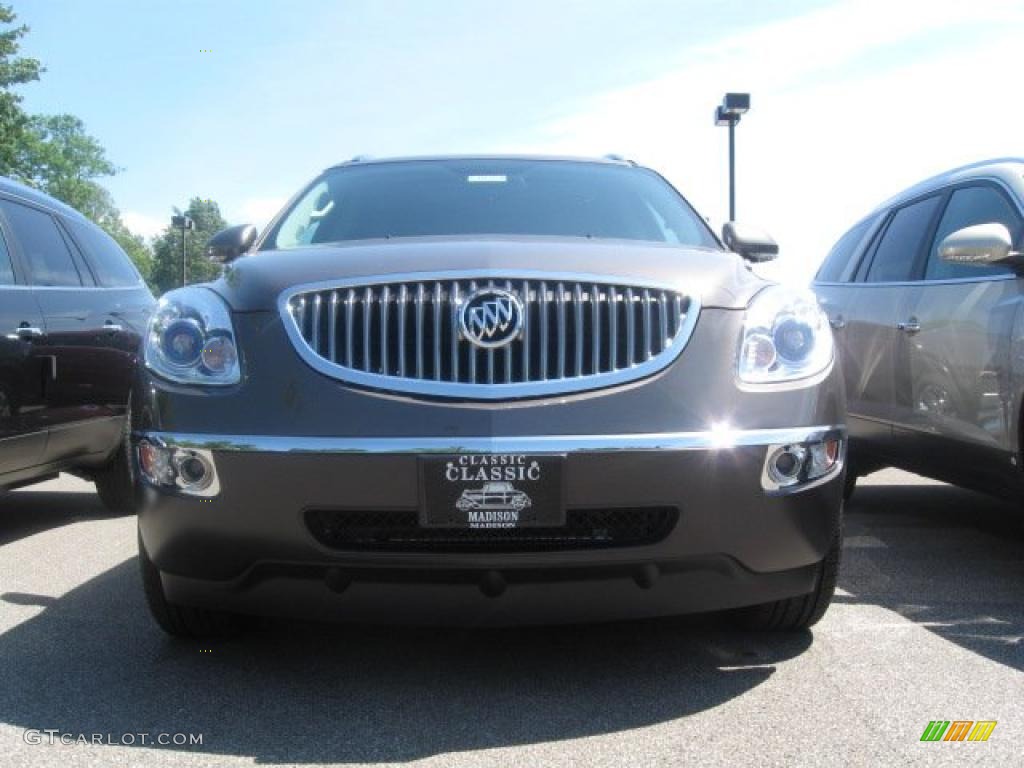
(171, 215, 195, 287)
(714, 92, 750, 222)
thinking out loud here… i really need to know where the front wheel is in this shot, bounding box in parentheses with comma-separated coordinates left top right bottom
(93, 412, 136, 515)
(139, 529, 242, 638)
(730, 523, 842, 631)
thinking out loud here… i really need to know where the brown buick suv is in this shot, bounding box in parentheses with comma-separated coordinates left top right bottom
(133, 155, 845, 636)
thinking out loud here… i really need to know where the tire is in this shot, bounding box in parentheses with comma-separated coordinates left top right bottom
(93, 410, 136, 515)
(842, 472, 856, 501)
(138, 529, 241, 638)
(731, 523, 842, 631)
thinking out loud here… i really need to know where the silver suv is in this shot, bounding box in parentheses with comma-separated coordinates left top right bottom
(814, 158, 1024, 500)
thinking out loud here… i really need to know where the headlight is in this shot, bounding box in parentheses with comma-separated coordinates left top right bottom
(738, 286, 833, 384)
(144, 287, 240, 385)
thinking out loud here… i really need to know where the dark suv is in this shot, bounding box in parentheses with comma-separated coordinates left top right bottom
(0, 176, 155, 511)
(135, 155, 845, 637)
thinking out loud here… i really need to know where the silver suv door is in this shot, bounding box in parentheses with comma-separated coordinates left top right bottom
(891, 183, 1024, 482)
(835, 195, 944, 461)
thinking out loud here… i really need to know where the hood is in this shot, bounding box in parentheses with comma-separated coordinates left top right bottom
(212, 236, 767, 312)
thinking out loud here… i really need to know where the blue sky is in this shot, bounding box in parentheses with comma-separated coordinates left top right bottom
(14, 0, 1024, 281)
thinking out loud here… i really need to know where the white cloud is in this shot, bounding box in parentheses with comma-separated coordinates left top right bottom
(121, 210, 166, 239)
(507, 0, 1024, 284)
(232, 197, 289, 230)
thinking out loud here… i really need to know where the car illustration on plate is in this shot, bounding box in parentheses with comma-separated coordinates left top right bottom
(456, 482, 533, 512)
(133, 154, 846, 637)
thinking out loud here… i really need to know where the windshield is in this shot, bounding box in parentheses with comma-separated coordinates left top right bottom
(263, 159, 719, 250)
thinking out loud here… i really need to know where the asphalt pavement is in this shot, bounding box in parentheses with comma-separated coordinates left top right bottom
(0, 469, 1021, 767)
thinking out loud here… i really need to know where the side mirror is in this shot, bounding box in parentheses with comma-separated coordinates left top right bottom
(939, 223, 1020, 266)
(722, 222, 779, 263)
(207, 224, 258, 264)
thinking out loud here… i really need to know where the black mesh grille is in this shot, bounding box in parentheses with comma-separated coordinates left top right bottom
(305, 507, 679, 553)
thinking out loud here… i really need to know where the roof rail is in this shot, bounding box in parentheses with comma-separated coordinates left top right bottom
(603, 154, 636, 165)
(348, 155, 374, 163)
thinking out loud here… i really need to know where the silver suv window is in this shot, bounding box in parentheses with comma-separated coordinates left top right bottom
(816, 217, 873, 283)
(0, 229, 13, 285)
(864, 195, 942, 283)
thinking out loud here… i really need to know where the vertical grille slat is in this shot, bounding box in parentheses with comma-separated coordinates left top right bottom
(556, 282, 567, 379)
(468, 280, 478, 383)
(625, 288, 636, 366)
(345, 289, 355, 367)
(504, 280, 514, 384)
(362, 287, 372, 371)
(659, 291, 669, 353)
(380, 285, 391, 376)
(521, 279, 531, 382)
(450, 281, 460, 382)
(642, 288, 652, 361)
(310, 294, 322, 355)
(433, 282, 442, 380)
(287, 276, 691, 395)
(608, 285, 619, 371)
(398, 284, 408, 378)
(539, 280, 549, 379)
(415, 283, 425, 379)
(573, 283, 584, 377)
(327, 291, 338, 361)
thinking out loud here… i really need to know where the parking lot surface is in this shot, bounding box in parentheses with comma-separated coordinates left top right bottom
(0, 469, 1021, 767)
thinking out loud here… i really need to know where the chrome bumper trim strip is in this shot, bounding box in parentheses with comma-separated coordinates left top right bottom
(135, 425, 845, 455)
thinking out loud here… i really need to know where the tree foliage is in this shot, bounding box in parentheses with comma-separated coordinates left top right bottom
(0, 4, 156, 283)
(150, 198, 227, 294)
(0, 3, 41, 177)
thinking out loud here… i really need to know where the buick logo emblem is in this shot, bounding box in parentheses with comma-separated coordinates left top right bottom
(460, 288, 524, 349)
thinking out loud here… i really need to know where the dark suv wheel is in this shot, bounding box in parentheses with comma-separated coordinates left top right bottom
(138, 529, 241, 638)
(93, 403, 136, 515)
(730, 522, 842, 631)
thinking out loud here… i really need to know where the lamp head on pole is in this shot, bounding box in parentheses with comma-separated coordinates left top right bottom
(171, 215, 196, 231)
(715, 92, 750, 126)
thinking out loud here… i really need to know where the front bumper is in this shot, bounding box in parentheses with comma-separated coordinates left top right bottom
(135, 425, 844, 624)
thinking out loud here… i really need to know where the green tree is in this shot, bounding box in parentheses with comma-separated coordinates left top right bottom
(0, 3, 42, 177)
(0, 6, 153, 281)
(150, 198, 227, 294)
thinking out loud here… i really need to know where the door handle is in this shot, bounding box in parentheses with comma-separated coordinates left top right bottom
(897, 319, 921, 334)
(102, 321, 125, 333)
(829, 314, 846, 330)
(9, 324, 44, 339)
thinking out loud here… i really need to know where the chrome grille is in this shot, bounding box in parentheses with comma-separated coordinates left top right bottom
(280, 273, 698, 399)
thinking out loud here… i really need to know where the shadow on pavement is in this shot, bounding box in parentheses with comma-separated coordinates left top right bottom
(839, 479, 1024, 672)
(0, 557, 812, 763)
(0, 484, 119, 547)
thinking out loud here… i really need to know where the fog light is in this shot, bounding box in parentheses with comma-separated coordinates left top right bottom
(761, 434, 844, 492)
(176, 453, 211, 489)
(807, 438, 841, 480)
(136, 440, 220, 497)
(767, 445, 806, 487)
(138, 440, 174, 485)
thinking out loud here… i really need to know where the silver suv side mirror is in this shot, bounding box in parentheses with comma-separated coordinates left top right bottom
(722, 222, 779, 263)
(939, 223, 1020, 266)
